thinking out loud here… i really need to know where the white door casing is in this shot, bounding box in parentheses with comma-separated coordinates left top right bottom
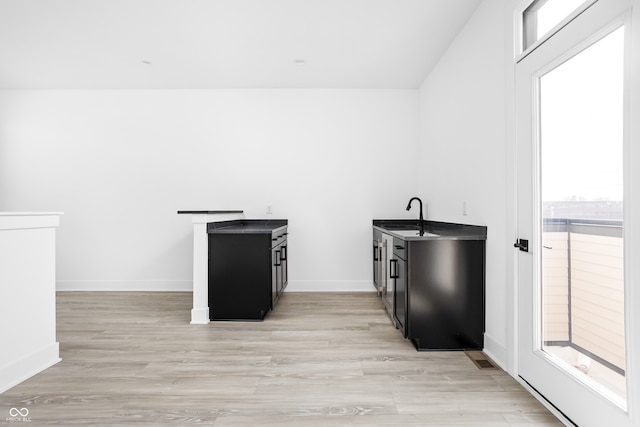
(514, 0, 640, 425)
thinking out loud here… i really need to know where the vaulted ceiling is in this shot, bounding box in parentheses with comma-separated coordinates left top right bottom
(0, 0, 482, 90)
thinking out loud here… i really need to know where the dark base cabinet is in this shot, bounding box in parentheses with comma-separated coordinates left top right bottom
(208, 220, 288, 321)
(391, 238, 485, 351)
(373, 220, 487, 351)
(271, 231, 288, 306)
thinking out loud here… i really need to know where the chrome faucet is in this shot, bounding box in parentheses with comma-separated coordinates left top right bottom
(406, 197, 424, 234)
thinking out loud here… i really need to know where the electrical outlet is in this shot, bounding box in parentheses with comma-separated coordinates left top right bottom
(266, 205, 272, 215)
(462, 201, 467, 216)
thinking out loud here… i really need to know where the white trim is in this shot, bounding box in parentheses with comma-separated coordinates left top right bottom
(0, 343, 60, 394)
(57, 280, 192, 291)
(0, 212, 62, 230)
(190, 308, 210, 325)
(285, 280, 375, 292)
(0, 212, 64, 216)
(56, 280, 379, 293)
(506, 0, 520, 379)
(483, 332, 509, 371)
(621, 5, 637, 420)
(514, 0, 598, 62)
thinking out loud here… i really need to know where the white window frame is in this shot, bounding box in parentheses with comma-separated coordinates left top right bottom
(514, 0, 598, 62)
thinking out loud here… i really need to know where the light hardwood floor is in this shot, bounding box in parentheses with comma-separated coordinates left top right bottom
(0, 292, 564, 426)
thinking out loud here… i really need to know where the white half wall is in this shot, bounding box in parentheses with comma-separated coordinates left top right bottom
(0, 89, 420, 291)
(417, 0, 510, 366)
(0, 212, 62, 393)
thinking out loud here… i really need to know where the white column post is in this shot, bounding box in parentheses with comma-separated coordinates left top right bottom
(186, 212, 244, 324)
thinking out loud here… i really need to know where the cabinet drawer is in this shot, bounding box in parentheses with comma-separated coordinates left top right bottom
(392, 240, 406, 260)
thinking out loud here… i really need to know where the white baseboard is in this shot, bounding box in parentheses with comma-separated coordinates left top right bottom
(56, 280, 377, 292)
(286, 280, 376, 292)
(0, 343, 60, 394)
(190, 308, 210, 325)
(483, 332, 508, 370)
(57, 280, 192, 291)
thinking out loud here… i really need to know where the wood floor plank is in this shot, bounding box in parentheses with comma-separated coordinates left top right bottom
(0, 291, 564, 426)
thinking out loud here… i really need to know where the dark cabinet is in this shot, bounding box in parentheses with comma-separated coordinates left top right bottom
(388, 236, 485, 350)
(281, 241, 288, 291)
(390, 243, 407, 335)
(208, 220, 288, 321)
(271, 231, 288, 306)
(372, 228, 382, 291)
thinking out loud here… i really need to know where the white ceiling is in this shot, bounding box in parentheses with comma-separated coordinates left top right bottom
(0, 0, 482, 90)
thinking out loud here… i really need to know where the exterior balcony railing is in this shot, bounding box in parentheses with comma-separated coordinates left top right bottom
(542, 217, 625, 377)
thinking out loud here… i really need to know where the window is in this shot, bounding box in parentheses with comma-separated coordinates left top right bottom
(539, 26, 626, 405)
(522, 0, 591, 51)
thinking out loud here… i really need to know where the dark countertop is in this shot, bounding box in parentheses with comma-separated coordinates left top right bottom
(177, 210, 244, 214)
(208, 219, 288, 234)
(373, 219, 486, 241)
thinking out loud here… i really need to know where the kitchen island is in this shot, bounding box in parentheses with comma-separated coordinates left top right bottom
(373, 219, 487, 350)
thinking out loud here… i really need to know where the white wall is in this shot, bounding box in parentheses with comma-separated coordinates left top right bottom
(417, 0, 510, 365)
(0, 89, 420, 291)
(0, 0, 513, 365)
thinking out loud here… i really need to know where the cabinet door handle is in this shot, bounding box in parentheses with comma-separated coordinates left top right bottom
(373, 246, 379, 261)
(390, 259, 399, 279)
(274, 250, 281, 266)
(281, 246, 287, 261)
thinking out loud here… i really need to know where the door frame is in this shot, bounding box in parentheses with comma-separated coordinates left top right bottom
(507, 0, 640, 425)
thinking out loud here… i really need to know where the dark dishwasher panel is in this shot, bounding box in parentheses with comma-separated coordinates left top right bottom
(209, 233, 272, 321)
(408, 239, 485, 350)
